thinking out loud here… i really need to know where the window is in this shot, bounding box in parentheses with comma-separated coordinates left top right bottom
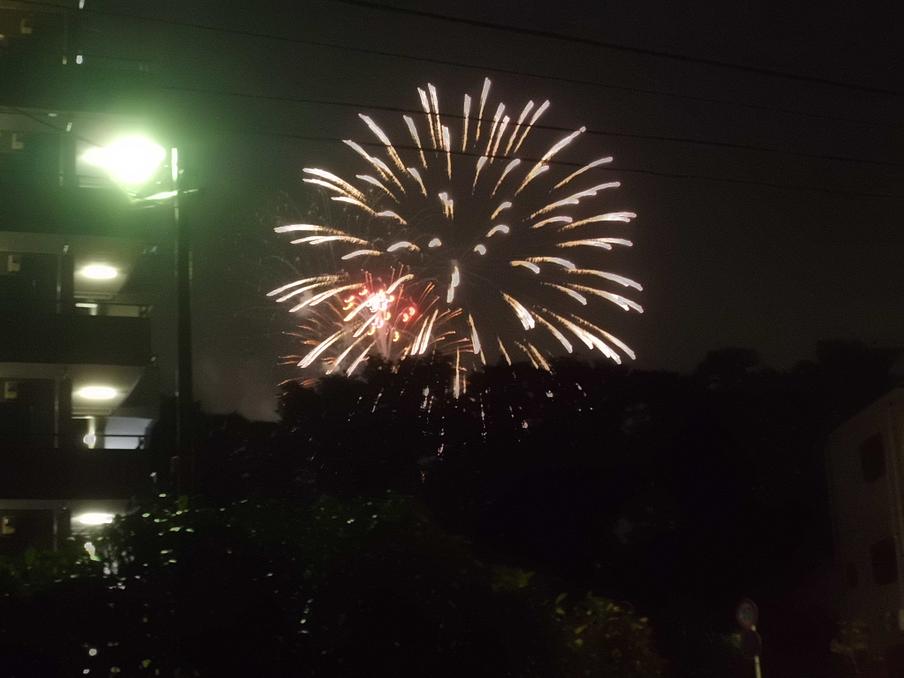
(860, 434, 885, 482)
(1, 515, 15, 536)
(871, 538, 898, 586)
(2, 253, 21, 274)
(2, 380, 18, 400)
(845, 562, 859, 589)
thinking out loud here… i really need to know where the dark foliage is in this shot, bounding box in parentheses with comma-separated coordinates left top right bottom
(0, 494, 662, 677)
(196, 339, 896, 677)
(1, 339, 896, 676)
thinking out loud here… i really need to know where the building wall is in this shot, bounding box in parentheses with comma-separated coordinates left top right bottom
(0, 228, 162, 548)
(828, 389, 904, 661)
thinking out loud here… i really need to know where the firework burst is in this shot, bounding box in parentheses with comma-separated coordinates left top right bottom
(272, 78, 643, 383)
(271, 268, 463, 379)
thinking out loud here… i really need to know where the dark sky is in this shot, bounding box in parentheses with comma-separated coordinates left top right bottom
(91, 0, 903, 419)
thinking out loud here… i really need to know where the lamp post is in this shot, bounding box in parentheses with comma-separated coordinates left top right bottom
(82, 135, 194, 490)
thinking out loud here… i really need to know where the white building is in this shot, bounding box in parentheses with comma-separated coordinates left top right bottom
(827, 388, 904, 671)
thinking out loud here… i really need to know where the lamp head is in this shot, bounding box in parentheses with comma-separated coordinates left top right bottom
(82, 135, 166, 187)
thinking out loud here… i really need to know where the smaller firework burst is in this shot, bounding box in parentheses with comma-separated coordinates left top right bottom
(272, 269, 464, 380)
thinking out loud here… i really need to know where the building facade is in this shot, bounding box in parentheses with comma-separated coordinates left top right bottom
(828, 388, 904, 671)
(1, 0, 173, 552)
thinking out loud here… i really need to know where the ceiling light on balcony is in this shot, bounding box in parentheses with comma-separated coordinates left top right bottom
(78, 263, 119, 281)
(75, 385, 118, 401)
(73, 512, 115, 527)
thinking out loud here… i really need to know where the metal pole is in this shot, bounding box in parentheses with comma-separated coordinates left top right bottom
(752, 625, 764, 678)
(172, 147, 193, 492)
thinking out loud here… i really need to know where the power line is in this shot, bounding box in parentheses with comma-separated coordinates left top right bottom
(221, 127, 904, 201)
(4, 105, 95, 144)
(160, 84, 904, 170)
(324, 0, 904, 97)
(13, 44, 892, 168)
(16, 0, 899, 130)
(4, 104, 900, 199)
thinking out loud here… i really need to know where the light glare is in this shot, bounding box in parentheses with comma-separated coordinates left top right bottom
(78, 264, 118, 281)
(75, 385, 118, 401)
(73, 512, 115, 527)
(81, 135, 166, 186)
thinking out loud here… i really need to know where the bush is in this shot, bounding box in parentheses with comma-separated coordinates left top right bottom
(1, 494, 663, 677)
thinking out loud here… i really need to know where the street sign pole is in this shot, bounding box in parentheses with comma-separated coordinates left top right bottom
(737, 599, 764, 678)
(752, 625, 764, 678)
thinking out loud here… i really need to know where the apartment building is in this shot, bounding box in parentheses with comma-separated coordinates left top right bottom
(1, 1, 172, 552)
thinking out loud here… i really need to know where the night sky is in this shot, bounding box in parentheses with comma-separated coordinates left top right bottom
(88, 0, 903, 419)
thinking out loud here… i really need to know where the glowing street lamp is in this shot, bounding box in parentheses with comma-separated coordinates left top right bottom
(81, 135, 167, 188)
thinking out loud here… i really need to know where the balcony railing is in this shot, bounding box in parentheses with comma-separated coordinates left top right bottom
(0, 446, 152, 499)
(0, 311, 151, 365)
(1, 433, 149, 450)
(72, 301, 152, 319)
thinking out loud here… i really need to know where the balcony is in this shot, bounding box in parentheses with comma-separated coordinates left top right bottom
(0, 446, 151, 500)
(0, 310, 151, 365)
(0, 5, 159, 116)
(0, 181, 171, 240)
